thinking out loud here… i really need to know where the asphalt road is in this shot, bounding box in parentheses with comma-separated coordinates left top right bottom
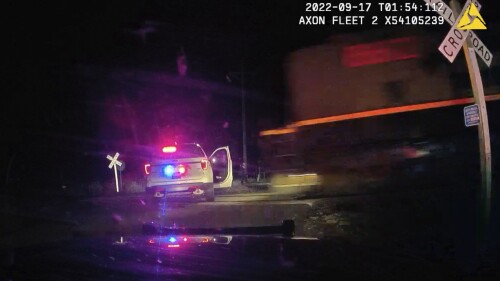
(2, 185, 499, 279)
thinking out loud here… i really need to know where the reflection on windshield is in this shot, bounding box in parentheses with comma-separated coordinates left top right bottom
(144, 235, 232, 247)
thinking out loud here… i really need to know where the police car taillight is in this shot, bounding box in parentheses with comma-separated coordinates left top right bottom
(200, 159, 208, 170)
(178, 164, 186, 174)
(144, 164, 151, 175)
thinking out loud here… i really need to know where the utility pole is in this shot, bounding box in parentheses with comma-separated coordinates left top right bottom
(240, 63, 248, 182)
(226, 64, 251, 182)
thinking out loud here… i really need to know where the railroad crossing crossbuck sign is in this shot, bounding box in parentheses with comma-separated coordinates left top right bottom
(424, 0, 492, 66)
(106, 152, 123, 193)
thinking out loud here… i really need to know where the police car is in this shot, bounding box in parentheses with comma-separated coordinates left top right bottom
(144, 143, 233, 201)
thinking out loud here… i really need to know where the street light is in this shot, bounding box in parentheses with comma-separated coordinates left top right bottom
(226, 64, 251, 182)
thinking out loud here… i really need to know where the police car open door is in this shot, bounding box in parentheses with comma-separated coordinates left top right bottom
(209, 146, 233, 188)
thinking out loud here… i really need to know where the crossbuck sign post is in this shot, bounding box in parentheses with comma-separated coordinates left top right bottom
(426, 0, 492, 224)
(107, 152, 123, 193)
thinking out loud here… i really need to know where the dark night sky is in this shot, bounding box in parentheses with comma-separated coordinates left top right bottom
(5, 0, 499, 139)
(4, 0, 345, 157)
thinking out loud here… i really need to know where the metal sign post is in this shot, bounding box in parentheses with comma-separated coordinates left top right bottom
(106, 152, 123, 193)
(465, 46, 492, 217)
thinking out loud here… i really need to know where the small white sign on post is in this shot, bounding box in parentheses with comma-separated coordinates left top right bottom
(106, 152, 123, 193)
(464, 104, 480, 127)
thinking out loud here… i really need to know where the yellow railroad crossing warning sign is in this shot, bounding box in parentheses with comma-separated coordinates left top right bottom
(457, 3, 486, 30)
